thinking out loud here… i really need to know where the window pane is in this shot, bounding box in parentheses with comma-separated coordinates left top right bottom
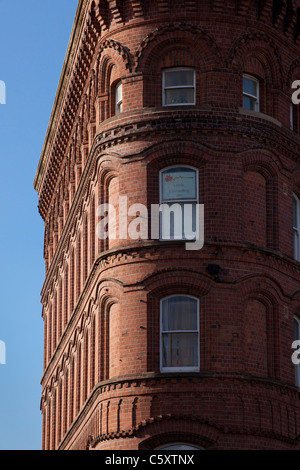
(165, 88, 195, 105)
(162, 167, 197, 201)
(115, 82, 122, 103)
(162, 296, 198, 331)
(164, 69, 194, 87)
(243, 77, 257, 97)
(243, 95, 257, 111)
(162, 332, 198, 367)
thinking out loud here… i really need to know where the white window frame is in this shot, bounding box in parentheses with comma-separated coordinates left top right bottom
(160, 294, 200, 373)
(115, 80, 122, 115)
(162, 67, 196, 106)
(294, 316, 300, 387)
(159, 165, 199, 241)
(243, 74, 260, 112)
(293, 193, 300, 261)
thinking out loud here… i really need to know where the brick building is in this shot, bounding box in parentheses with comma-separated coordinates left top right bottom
(34, 0, 300, 450)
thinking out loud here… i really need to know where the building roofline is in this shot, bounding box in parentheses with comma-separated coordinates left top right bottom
(33, 0, 88, 193)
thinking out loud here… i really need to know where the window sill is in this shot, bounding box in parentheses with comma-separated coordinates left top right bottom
(239, 107, 282, 127)
(162, 103, 196, 107)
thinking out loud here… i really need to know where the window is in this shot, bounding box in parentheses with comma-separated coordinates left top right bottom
(115, 81, 122, 114)
(162, 68, 195, 106)
(243, 74, 259, 111)
(160, 166, 199, 241)
(160, 295, 200, 372)
(294, 317, 300, 386)
(293, 193, 300, 261)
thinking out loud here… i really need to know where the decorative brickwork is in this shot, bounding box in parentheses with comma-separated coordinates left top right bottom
(35, 0, 300, 450)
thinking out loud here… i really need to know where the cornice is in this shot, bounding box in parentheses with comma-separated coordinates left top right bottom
(33, 0, 89, 193)
(34, 8, 300, 220)
(92, 108, 300, 163)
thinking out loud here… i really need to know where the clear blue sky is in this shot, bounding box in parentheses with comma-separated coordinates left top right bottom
(0, 1, 78, 450)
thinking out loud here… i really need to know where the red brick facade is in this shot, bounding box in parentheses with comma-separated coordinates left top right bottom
(34, 0, 300, 450)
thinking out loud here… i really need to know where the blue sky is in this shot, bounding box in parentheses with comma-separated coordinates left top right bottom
(0, 1, 78, 450)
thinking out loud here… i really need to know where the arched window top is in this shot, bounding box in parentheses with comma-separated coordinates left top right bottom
(161, 293, 198, 302)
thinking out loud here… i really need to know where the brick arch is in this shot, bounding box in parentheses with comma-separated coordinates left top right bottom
(143, 139, 209, 170)
(135, 24, 222, 108)
(95, 278, 124, 307)
(94, 155, 121, 251)
(135, 23, 223, 74)
(97, 39, 131, 78)
(243, 297, 274, 378)
(97, 45, 130, 96)
(228, 32, 284, 89)
(142, 269, 212, 298)
(286, 59, 300, 91)
(96, 42, 131, 121)
(94, 279, 124, 381)
(235, 274, 283, 379)
(235, 43, 282, 117)
(137, 417, 219, 450)
(241, 149, 283, 178)
(144, 140, 208, 219)
(234, 273, 286, 302)
(242, 50, 274, 85)
(241, 152, 279, 250)
(95, 153, 121, 183)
